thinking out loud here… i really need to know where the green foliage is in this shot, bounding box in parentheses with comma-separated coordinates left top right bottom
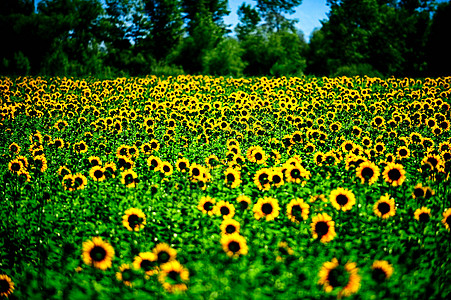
(0, 0, 449, 77)
(1, 75, 451, 298)
(332, 63, 383, 78)
(202, 38, 247, 77)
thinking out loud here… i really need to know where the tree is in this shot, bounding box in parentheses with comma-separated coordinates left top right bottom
(235, 3, 261, 41)
(426, 1, 451, 76)
(255, 0, 302, 32)
(142, 0, 184, 61)
(176, 0, 230, 73)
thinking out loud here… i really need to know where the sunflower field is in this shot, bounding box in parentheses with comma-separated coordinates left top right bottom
(1, 75, 451, 299)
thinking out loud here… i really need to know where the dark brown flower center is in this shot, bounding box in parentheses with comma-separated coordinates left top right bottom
(227, 173, 235, 182)
(387, 169, 401, 181)
(228, 241, 240, 253)
(140, 259, 154, 271)
(328, 266, 347, 288)
(414, 188, 424, 198)
(315, 221, 329, 237)
(419, 213, 430, 222)
(336, 194, 348, 206)
(378, 202, 391, 215)
(203, 201, 213, 211)
(158, 251, 170, 264)
(94, 170, 103, 179)
(0, 278, 11, 293)
(90, 246, 107, 262)
(362, 167, 374, 179)
(371, 267, 387, 283)
(225, 225, 236, 234)
(262, 203, 273, 215)
(220, 206, 230, 216)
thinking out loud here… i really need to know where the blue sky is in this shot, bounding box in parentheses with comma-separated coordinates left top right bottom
(223, 0, 330, 42)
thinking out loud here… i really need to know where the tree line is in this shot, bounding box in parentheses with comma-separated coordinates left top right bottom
(1, 0, 450, 77)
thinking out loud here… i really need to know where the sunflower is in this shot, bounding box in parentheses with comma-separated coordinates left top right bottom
(198, 195, 217, 216)
(17, 170, 31, 183)
(414, 207, 431, 222)
(75, 140, 88, 154)
(8, 159, 23, 174)
(89, 165, 106, 182)
(176, 157, 190, 172)
(189, 163, 205, 181)
(224, 167, 241, 188)
(253, 197, 280, 221)
(29, 131, 43, 144)
(57, 165, 71, 177)
(286, 198, 310, 224)
(254, 168, 271, 190)
(285, 165, 310, 183)
(220, 232, 248, 258)
(121, 169, 138, 188)
(216, 201, 235, 220)
(54, 119, 68, 131)
(104, 162, 117, 178)
(269, 168, 284, 187)
(158, 260, 189, 293)
(160, 161, 174, 176)
(372, 115, 385, 128)
(421, 153, 443, 170)
(133, 252, 158, 277)
(310, 213, 336, 243)
(116, 264, 136, 287)
(33, 155, 48, 172)
(220, 218, 241, 235)
(330, 188, 356, 212)
(318, 258, 360, 298)
(356, 161, 380, 185)
(341, 140, 355, 153)
(122, 208, 146, 231)
(275, 241, 295, 262)
(205, 154, 221, 168)
(16, 155, 28, 169)
(73, 173, 88, 190)
(116, 145, 130, 157)
(382, 162, 406, 187)
(374, 194, 396, 219)
(8, 142, 20, 154)
(249, 146, 267, 164)
(396, 146, 410, 160)
(441, 208, 451, 231)
(82, 236, 115, 270)
(412, 183, 425, 199)
(0, 274, 14, 298)
(371, 260, 393, 282)
(236, 195, 252, 210)
(152, 243, 177, 265)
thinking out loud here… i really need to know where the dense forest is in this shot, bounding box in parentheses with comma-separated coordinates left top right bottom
(1, 0, 450, 77)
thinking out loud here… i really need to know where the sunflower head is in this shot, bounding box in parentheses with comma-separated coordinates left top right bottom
(330, 188, 356, 212)
(286, 198, 309, 223)
(220, 233, 248, 258)
(371, 260, 393, 282)
(253, 197, 280, 221)
(0, 274, 14, 298)
(374, 194, 396, 219)
(318, 258, 361, 298)
(220, 218, 241, 235)
(158, 260, 189, 293)
(153, 243, 177, 264)
(82, 237, 115, 270)
(311, 213, 336, 243)
(122, 208, 146, 231)
(133, 252, 158, 277)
